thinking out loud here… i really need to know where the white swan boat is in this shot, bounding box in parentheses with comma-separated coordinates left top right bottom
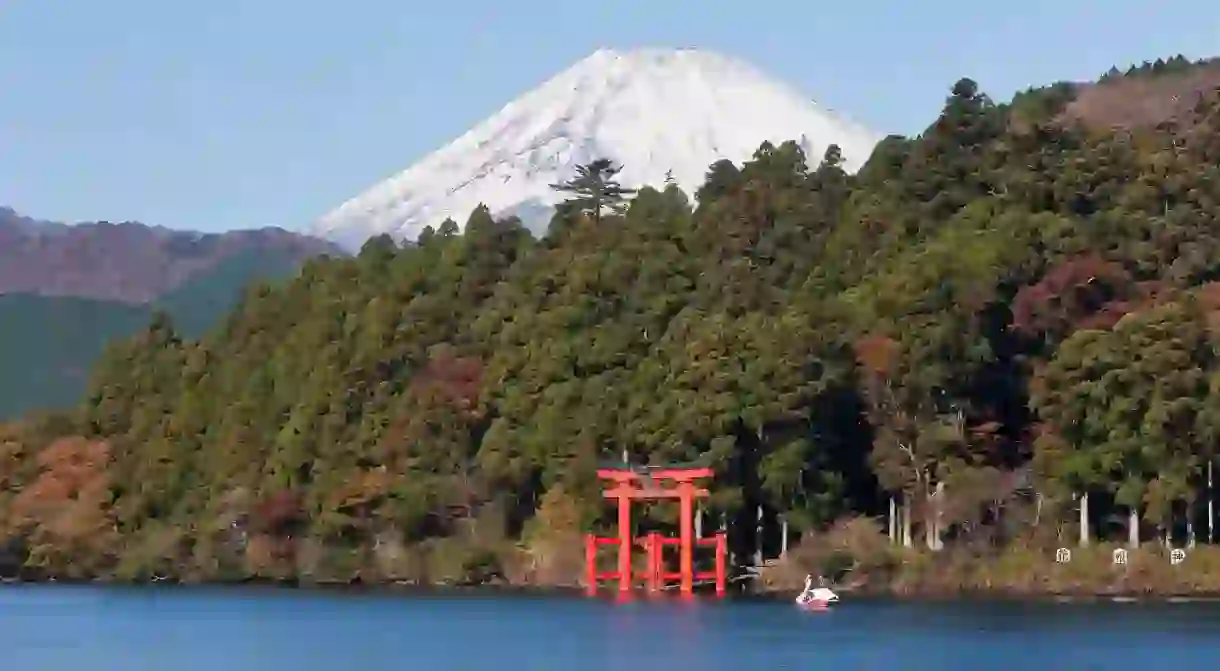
(795, 575, 839, 609)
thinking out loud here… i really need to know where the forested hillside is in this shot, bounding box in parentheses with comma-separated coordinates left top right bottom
(0, 295, 148, 419)
(0, 246, 320, 419)
(5, 58, 1220, 590)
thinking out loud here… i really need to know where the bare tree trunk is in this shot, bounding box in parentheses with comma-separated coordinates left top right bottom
(1078, 492, 1090, 547)
(780, 517, 789, 558)
(901, 498, 913, 548)
(754, 505, 763, 567)
(1128, 508, 1140, 549)
(935, 482, 945, 551)
(925, 484, 936, 551)
(925, 482, 945, 551)
(1210, 460, 1215, 545)
(893, 500, 902, 546)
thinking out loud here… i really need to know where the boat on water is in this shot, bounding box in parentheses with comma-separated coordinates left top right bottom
(795, 575, 839, 609)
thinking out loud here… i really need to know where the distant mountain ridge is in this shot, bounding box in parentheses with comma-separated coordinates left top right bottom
(0, 206, 343, 303)
(312, 47, 883, 250)
(0, 207, 347, 419)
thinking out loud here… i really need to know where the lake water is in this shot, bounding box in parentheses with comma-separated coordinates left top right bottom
(2, 586, 1219, 670)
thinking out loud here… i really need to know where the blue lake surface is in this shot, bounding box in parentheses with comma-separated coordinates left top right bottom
(3, 586, 1220, 669)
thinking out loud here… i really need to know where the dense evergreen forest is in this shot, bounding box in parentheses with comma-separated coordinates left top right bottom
(6, 57, 1220, 591)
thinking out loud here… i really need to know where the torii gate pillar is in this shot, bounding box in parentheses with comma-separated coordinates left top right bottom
(584, 466, 725, 598)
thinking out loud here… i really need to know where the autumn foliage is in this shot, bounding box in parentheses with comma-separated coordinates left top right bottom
(1011, 255, 1135, 343)
(12, 437, 111, 530)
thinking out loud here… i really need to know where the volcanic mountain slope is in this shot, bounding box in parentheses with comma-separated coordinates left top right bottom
(312, 47, 883, 250)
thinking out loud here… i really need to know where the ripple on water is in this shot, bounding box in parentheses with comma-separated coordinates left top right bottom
(2, 587, 1219, 670)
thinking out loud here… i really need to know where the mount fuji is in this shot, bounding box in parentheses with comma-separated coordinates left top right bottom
(312, 48, 883, 250)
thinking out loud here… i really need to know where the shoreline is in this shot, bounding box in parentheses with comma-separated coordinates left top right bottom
(7, 577, 1220, 604)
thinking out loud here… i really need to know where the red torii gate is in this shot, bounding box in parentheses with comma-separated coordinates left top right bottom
(584, 465, 726, 598)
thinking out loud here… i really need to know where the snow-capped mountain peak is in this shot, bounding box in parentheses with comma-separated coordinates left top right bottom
(312, 47, 883, 250)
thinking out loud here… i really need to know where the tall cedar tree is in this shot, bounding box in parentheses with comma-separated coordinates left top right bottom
(549, 158, 636, 225)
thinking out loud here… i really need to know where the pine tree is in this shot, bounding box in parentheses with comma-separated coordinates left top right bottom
(549, 158, 636, 225)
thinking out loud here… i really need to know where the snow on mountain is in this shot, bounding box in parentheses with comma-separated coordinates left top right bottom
(312, 47, 884, 250)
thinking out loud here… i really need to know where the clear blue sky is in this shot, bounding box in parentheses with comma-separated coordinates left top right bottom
(2, 0, 1217, 233)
